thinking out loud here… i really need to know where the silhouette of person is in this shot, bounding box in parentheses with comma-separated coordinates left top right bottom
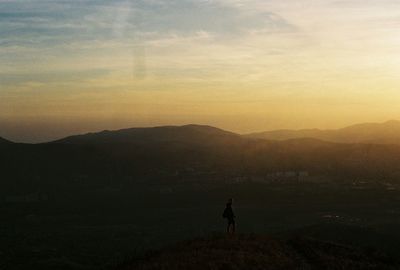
(223, 198, 236, 234)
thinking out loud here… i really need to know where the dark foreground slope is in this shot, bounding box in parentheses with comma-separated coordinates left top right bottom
(117, 234, 398, 270)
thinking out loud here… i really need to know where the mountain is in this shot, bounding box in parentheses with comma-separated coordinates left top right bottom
(51, 124, 241, 146)
(5, 124, 400, 195)
(0, 136, 11, 144)
(116, 234, 398, 270)
(246, 120, 400, 145)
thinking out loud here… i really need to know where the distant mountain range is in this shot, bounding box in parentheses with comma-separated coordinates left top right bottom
(3, 120, 400, 195)
(246, 120, 400, 145)
(51, 124, 241, 145)
(2, 120, 400, 145)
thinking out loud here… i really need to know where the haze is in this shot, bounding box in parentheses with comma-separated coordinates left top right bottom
(1, 0, 400, 143)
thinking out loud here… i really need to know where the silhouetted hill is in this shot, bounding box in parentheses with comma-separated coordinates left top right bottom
(246, 120, 400, 145)
(0, 136, 12, 144)
(4, 125, 400, 270)
(51, 124, 241, 146)
(4, 124, 400, 194)
(116, 234, 398, 270)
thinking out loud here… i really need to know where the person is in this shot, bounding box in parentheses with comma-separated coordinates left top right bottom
(222, 198, 236, 234)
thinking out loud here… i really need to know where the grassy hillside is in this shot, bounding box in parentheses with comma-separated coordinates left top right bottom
(116, 234, 398, 270)
(4, 180, 400, 270)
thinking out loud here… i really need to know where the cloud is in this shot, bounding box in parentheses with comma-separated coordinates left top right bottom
(126, 0, 294, 36)
(0, 0, 295, 47)
(0, 69, 110, 87)
(0, 0, 299, 85)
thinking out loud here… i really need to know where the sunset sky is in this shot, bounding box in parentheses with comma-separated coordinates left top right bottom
(1, 0, 400, 142)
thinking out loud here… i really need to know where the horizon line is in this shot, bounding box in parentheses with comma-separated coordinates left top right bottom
(1, 119, 400, 144)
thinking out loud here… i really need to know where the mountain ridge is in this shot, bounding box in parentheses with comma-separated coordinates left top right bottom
(246, 120, 400, 144)
(50, 124, 241, 145)
(0, 136, 12, 144)
(3, 120, 400, 145)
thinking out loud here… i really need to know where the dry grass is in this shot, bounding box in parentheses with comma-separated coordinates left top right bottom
(116, 234, 398, 270)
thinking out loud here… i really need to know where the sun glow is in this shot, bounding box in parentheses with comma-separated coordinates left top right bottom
(1, 0, 400, 142)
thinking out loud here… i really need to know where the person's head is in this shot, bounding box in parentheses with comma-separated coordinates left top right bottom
(228, 198, 233, 205)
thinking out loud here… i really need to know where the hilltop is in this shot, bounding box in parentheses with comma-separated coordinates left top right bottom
(51, 124, 241, 145)
(116, 234, 398, 270)
(246, 120, 400, 145)
(0, 136, 12, 144)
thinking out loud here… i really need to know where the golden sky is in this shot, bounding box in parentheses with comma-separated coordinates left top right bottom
(1, 0, 400, 142)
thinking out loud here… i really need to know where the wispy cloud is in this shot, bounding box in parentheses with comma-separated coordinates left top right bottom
(0, 0, 298, 85)
(0, 0, 295, 46)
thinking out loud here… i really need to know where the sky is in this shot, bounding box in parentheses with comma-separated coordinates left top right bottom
(1, 0, 400, 142)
